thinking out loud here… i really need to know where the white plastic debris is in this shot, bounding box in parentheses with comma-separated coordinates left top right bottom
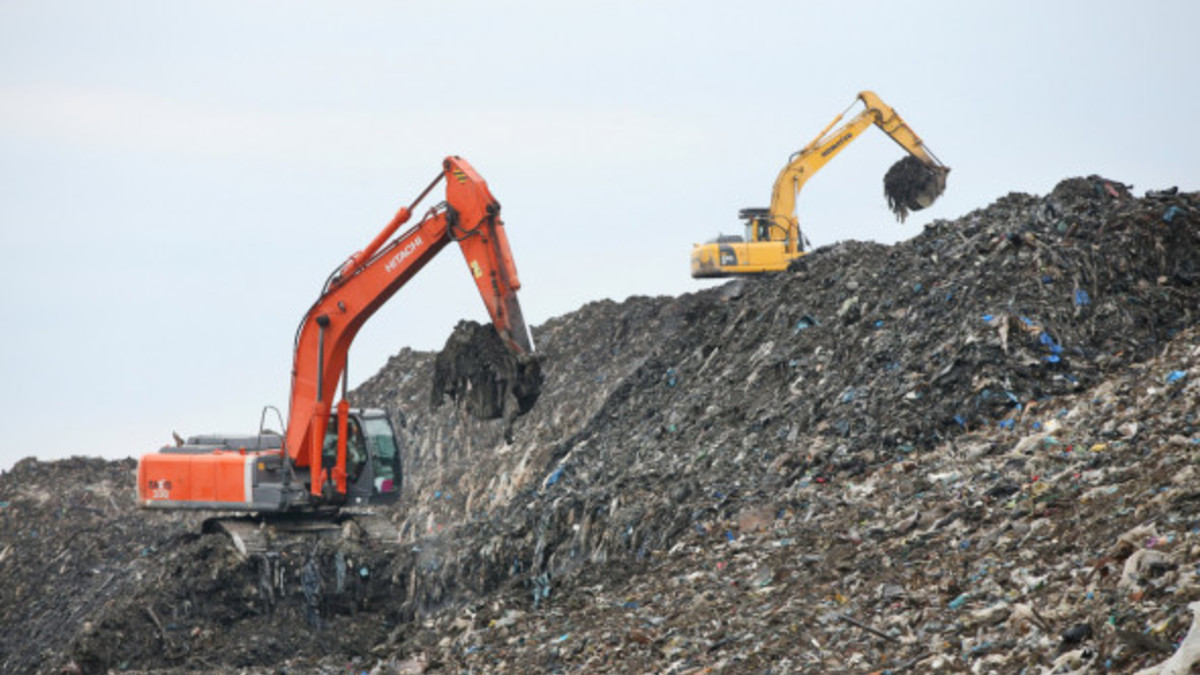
(1118, 549, 1175, 592)
(1134, 601, 1200, 675)
(1040, 648, 1093, 675)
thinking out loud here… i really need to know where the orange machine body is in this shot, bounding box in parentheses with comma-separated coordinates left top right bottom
(137, 156, 532, 512)
(138, 450, 263, 508)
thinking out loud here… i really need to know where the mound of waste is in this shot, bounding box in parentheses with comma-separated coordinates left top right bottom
(0, 458, 200, 674)
(2, 177, 1199, 674)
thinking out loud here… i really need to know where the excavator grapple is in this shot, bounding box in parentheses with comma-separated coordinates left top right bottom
(884, 155, 949, 222)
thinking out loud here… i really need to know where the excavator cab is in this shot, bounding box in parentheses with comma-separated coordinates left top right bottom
(322, 408, 402, 507)
(739, 208, 782, 244)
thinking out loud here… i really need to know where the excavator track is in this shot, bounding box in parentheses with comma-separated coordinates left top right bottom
(204, 511, 401, 557)
(345, 511, 403, 546)
(208, 518, 272, 556)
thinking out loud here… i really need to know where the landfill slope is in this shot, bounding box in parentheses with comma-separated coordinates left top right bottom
(1, 178, 1199, 673)
(0, 458, 201, 674)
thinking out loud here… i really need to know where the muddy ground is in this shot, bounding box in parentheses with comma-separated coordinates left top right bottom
(2, 177, 1199, 674)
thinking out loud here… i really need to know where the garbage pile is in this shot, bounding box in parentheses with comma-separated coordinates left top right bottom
(0, 458, 199, 674)
(383, 320, 1200, 674)
(1, 177, 1198, 674)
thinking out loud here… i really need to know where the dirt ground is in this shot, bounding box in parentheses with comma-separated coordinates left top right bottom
(2, 177, 1199, 674)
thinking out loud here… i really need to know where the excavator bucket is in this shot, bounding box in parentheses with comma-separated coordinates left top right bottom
(431, 320, 543, 420)
(884, 156, 949, 222)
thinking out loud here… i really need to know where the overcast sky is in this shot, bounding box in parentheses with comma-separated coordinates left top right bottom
(2, 1, 1197, 471)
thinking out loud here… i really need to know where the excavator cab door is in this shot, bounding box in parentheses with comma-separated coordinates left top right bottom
(352, 411, 403, 506)
(321, 409, 402, 506)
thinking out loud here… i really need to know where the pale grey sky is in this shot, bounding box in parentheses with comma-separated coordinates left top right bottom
(2, 1, 1197, 470)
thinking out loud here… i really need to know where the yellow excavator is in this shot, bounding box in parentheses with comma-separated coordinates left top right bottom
(690, 90, 949, 278)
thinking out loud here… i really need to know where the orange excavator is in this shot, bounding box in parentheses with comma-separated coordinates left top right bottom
(137, 156, 534, 552)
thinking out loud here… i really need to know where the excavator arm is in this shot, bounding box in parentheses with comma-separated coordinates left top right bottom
(855, 91, 945, 169)
(765, 90, 949, 253)
(286, 156, 532, 498)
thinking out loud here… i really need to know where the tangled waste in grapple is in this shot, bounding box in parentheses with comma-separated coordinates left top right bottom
(884, 154, 942, 222)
